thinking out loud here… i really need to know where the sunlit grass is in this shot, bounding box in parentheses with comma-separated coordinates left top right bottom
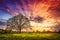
(0, 32, 60, 40)
(12, 33, 54, 37)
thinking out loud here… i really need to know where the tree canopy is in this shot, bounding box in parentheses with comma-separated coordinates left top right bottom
(6, 14, 31, 32)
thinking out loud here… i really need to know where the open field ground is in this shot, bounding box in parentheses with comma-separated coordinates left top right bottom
(0, 32, 60, 40)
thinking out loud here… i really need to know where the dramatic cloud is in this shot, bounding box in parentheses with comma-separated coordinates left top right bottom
(0, 0, 60, 31)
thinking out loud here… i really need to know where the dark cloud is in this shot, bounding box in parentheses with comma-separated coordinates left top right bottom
(34, 16, 44, 23)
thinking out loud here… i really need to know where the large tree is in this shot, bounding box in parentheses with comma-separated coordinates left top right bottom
(6, 14, 31, 32)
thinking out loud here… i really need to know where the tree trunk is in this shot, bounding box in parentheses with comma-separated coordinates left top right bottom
(20, 26, 21, 33)
(18, 25, 21, 33)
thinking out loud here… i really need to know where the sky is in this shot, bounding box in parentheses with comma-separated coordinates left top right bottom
(0, 0, 33, 20)
(0, 0, 60, 31)
(0, 11, 12, 20)
(0, 0, 60, 20)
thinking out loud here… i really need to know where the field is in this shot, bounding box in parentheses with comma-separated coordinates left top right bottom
(0, 32, 60, 40)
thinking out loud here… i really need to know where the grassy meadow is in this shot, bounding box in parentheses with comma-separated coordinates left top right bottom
(0, 32, 60, 40)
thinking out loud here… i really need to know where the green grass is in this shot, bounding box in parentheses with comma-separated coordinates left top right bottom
(0, 32, 60, 40)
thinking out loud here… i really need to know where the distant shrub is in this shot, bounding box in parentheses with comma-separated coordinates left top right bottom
(0, 29, 15, 34)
